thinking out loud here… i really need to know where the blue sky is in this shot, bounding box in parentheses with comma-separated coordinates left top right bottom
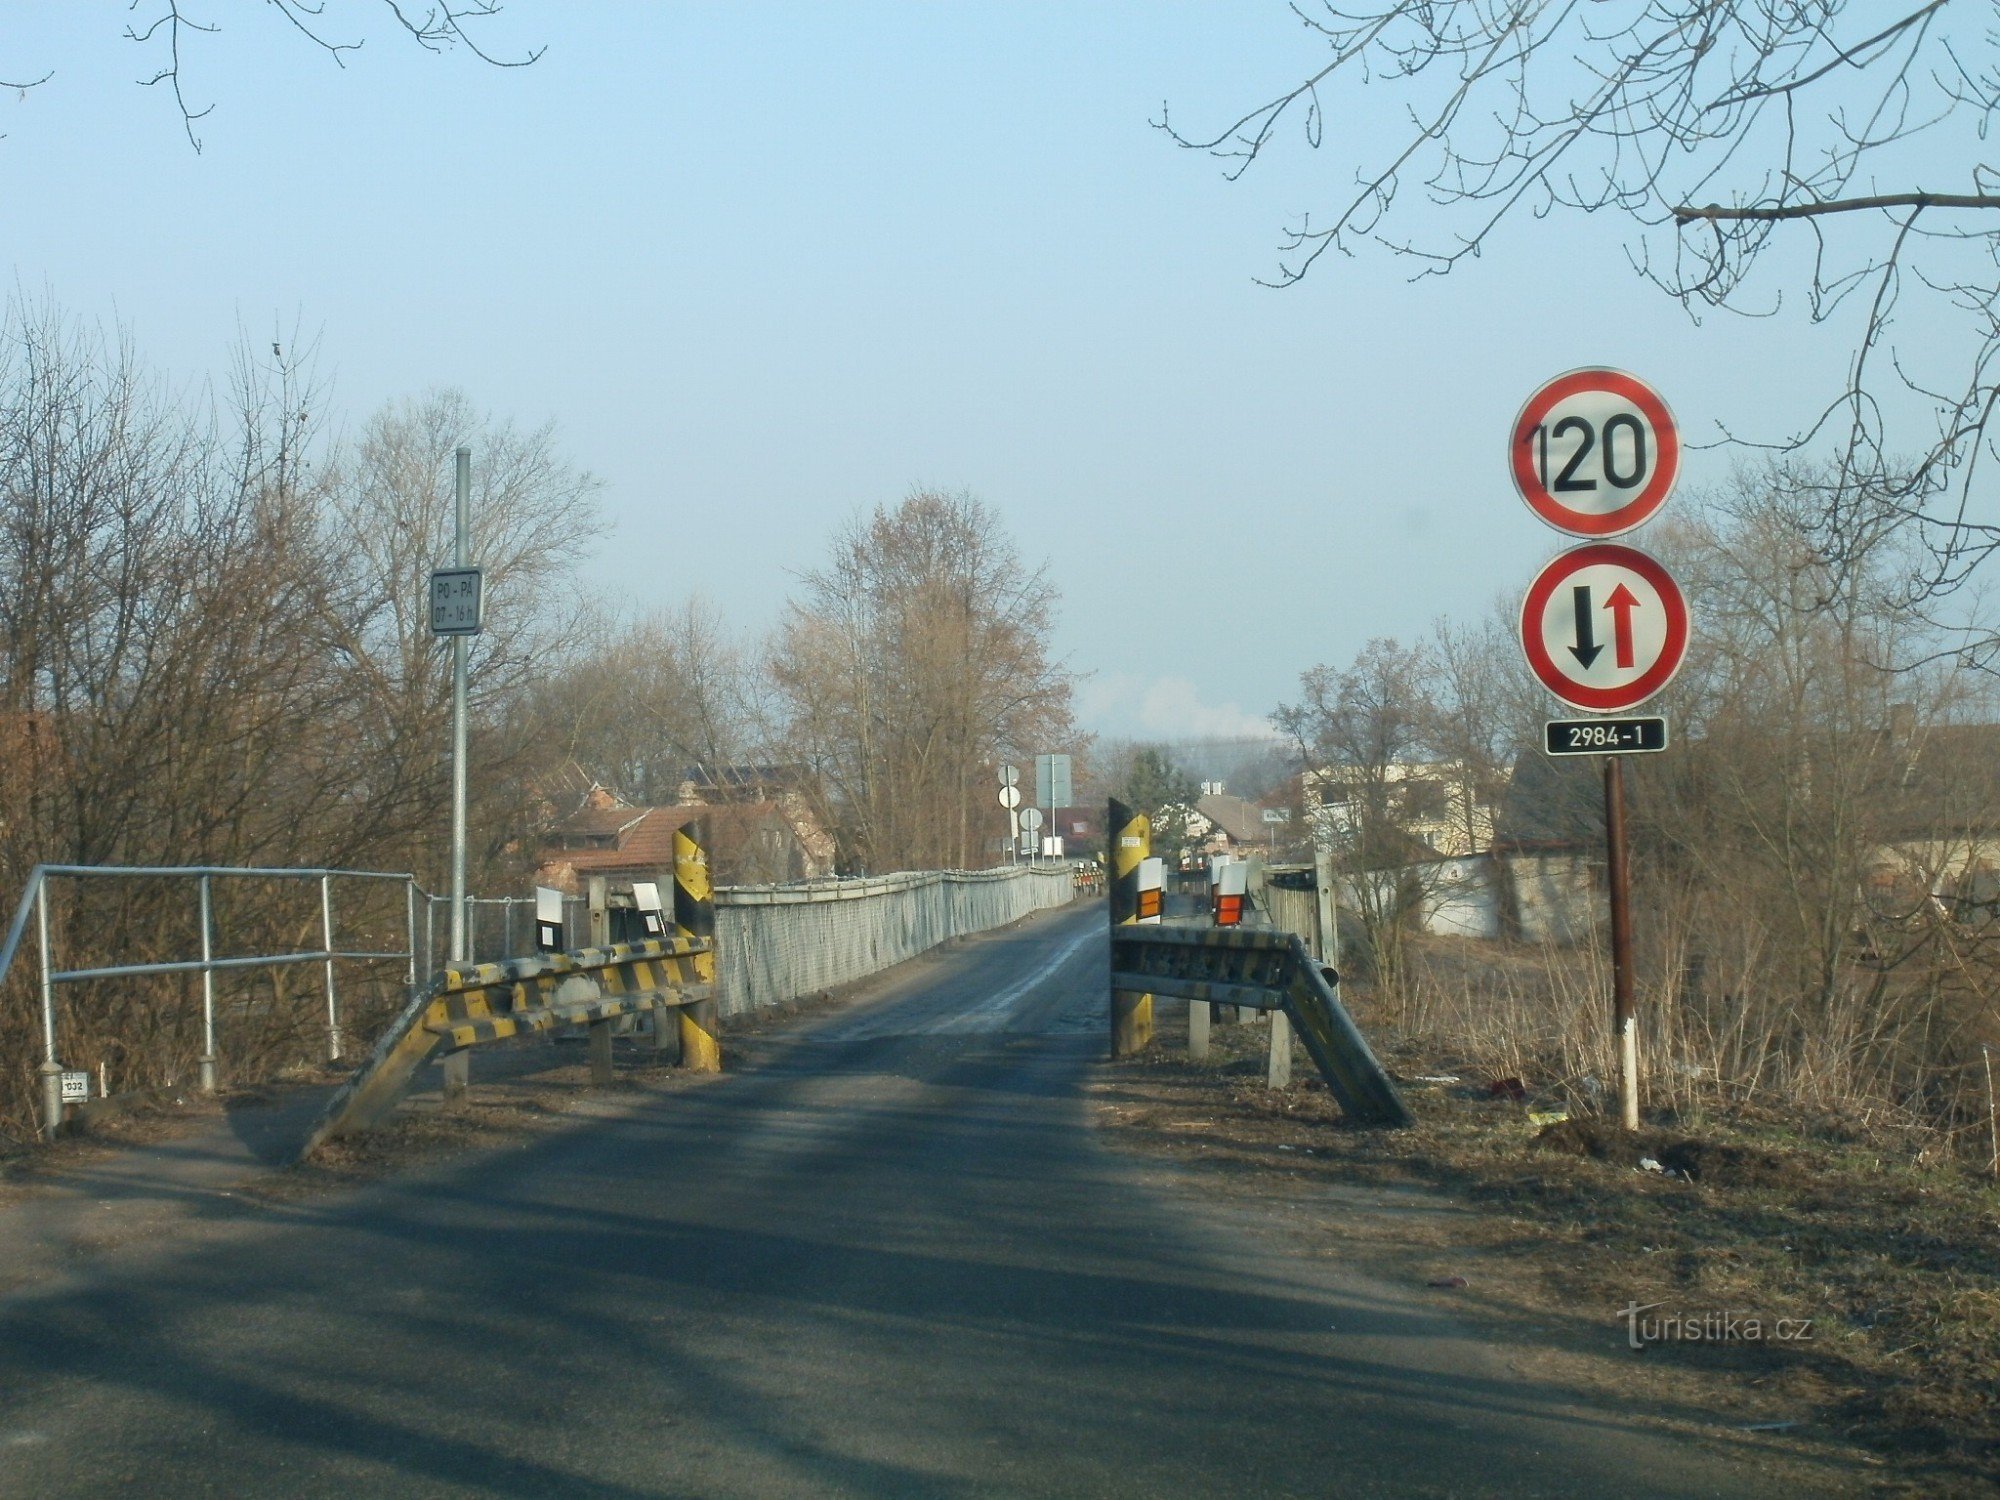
(0, 3, 1857, 741)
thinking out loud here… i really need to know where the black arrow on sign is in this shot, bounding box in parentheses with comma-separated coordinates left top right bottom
(1569, 585, 1602, 668)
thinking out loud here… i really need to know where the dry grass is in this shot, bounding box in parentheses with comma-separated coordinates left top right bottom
(1092, 995, 2000, 1493)
(1381, 932, 2000, 1163)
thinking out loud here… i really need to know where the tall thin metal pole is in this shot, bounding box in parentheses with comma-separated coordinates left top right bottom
(450, 446, 471, 969)
(199, 874, 218, 1094)
(405, 880, 418, 992)
(320, 873, 339, 1061)
(36, 878, 62, 1139)
(443, 447, 473, 1100)
(1605, 757, 1639, 1130)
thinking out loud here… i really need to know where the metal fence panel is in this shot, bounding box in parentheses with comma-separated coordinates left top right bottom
(714, 866, 1075, 1017)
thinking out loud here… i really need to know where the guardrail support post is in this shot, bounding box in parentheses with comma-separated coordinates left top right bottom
(675, 818, 721, 1072)
(321, 873, 341, 1061)
(1266, 1011, 1293, 1088)
(1108, 798, 1153, 1058)
(588, 1016, 615, 1086)
(198, 875, 218, 1094)
(649, 995, 682, 1062)
(1188, 996, 1210, 1062)
(405, 881, 419, 994)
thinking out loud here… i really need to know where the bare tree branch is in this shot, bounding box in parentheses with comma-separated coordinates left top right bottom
(1166, 1, 2000, 627)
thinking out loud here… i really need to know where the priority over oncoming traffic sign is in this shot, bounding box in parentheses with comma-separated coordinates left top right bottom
(1519, 543, 1690, 712)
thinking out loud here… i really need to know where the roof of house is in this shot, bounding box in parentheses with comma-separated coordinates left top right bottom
(541, 804, 706, 872)
(1195, 794, 1266, 844)
(545, 804, 650, 843)
(1490, 749, 1602, 853)
(538, 797, 823, 880)
(679, 763, 811, 795)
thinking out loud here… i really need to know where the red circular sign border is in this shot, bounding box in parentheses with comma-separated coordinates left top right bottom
(1510, 368, 1680, 537)
(1519, 543, 1690, 712)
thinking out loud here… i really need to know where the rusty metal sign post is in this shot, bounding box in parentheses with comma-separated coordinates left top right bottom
(1511, 369, 1690, 1132)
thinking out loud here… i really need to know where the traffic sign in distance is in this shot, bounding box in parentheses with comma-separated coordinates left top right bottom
(1544, 717, 1669, 757)
(1511, 368, 1679, 537)
(1521, 543, 1689, 712)
(1019, 807, 1045, 832)
(998, 784, 1021, 810)
(998, 763, 1020, 788)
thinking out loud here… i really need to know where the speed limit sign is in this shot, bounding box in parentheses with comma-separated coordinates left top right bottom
(1511, 368, 1679, 537)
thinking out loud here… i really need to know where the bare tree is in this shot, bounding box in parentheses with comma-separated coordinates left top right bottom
(122, 1, 543, 150)
(315, 388, 602, 886)
(521, 599, 754, 808)
(1277, 638, 1434, 997)
(770, 490, 1076, 873)
(1162, 4, 2000, 611)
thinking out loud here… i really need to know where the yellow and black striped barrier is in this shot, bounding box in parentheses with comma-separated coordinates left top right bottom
(1109, 924, 1411, 1127)
(1107, 797, 1153, 1057)
(301, 926, 718, 1157)
(674, 817, 721, 1072)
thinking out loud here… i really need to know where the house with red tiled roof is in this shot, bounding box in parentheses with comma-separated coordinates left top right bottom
(533, 785, 832, 896)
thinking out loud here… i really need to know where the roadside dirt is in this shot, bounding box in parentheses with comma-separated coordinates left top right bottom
(0, 979, 875, 1222)
(1088, 1004, 2000, 1497)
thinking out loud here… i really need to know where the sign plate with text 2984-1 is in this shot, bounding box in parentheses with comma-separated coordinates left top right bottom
(1544, 717, 1668, 757)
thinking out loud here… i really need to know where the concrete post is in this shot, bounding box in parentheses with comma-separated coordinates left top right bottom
(650, 996, 682, 1062)
(588, 1016, 615, 1086)
(1188, 997, 1210, 1062)
(1266, 1011, 1293, 1089)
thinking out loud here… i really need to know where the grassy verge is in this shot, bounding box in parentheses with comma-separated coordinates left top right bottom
(1091, 1001, 2000, 1495)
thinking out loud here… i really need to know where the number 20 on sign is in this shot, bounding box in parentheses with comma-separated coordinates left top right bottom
(1511, 368, 1679, 538)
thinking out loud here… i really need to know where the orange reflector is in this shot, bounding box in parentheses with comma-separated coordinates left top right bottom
(1136, 888, 1162, 920)
(1216, 894, 1243, 927)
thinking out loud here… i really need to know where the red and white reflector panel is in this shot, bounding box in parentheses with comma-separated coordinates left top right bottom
(1136, 856, 1164, 925)
(1213, 861, 1248, 928)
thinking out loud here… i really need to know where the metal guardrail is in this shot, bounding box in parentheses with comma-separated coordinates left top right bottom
(0, 863, 538, 1139)
(301, 934, 717, 1156)
(1110, 924, 1413, 1127)
(4, 856, 1081, 1145)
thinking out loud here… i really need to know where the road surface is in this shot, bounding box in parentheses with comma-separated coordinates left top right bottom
(0, 903, 1836, 1496)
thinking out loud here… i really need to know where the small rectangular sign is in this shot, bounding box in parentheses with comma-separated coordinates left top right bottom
(429, 567, 484, 636)
(59, 1070, 89, 1103)
(1544, 716, 1669, 756)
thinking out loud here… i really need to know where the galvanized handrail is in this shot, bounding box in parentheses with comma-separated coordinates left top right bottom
(0, 862, 517, 1140)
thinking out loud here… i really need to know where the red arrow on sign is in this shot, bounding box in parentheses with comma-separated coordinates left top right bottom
(1606, 581, 1639, 669)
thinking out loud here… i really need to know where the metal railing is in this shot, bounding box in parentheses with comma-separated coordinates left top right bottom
(2, 860, 1082, 1142)
(0, 863, 543, 1139)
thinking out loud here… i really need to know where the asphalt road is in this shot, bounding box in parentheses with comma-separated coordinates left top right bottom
(0, 903, 1825, 1497)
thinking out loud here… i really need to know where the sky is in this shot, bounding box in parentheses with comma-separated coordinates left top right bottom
(0, 3, 1873, 745)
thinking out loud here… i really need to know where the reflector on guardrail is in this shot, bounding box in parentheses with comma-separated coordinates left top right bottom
(1136, 856, 1164, 923)
(1213, 861, 1248, 927)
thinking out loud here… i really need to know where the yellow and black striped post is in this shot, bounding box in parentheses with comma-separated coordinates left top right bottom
(1108, 797, 1154, 1057)
(674, 817, 722, 1072)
